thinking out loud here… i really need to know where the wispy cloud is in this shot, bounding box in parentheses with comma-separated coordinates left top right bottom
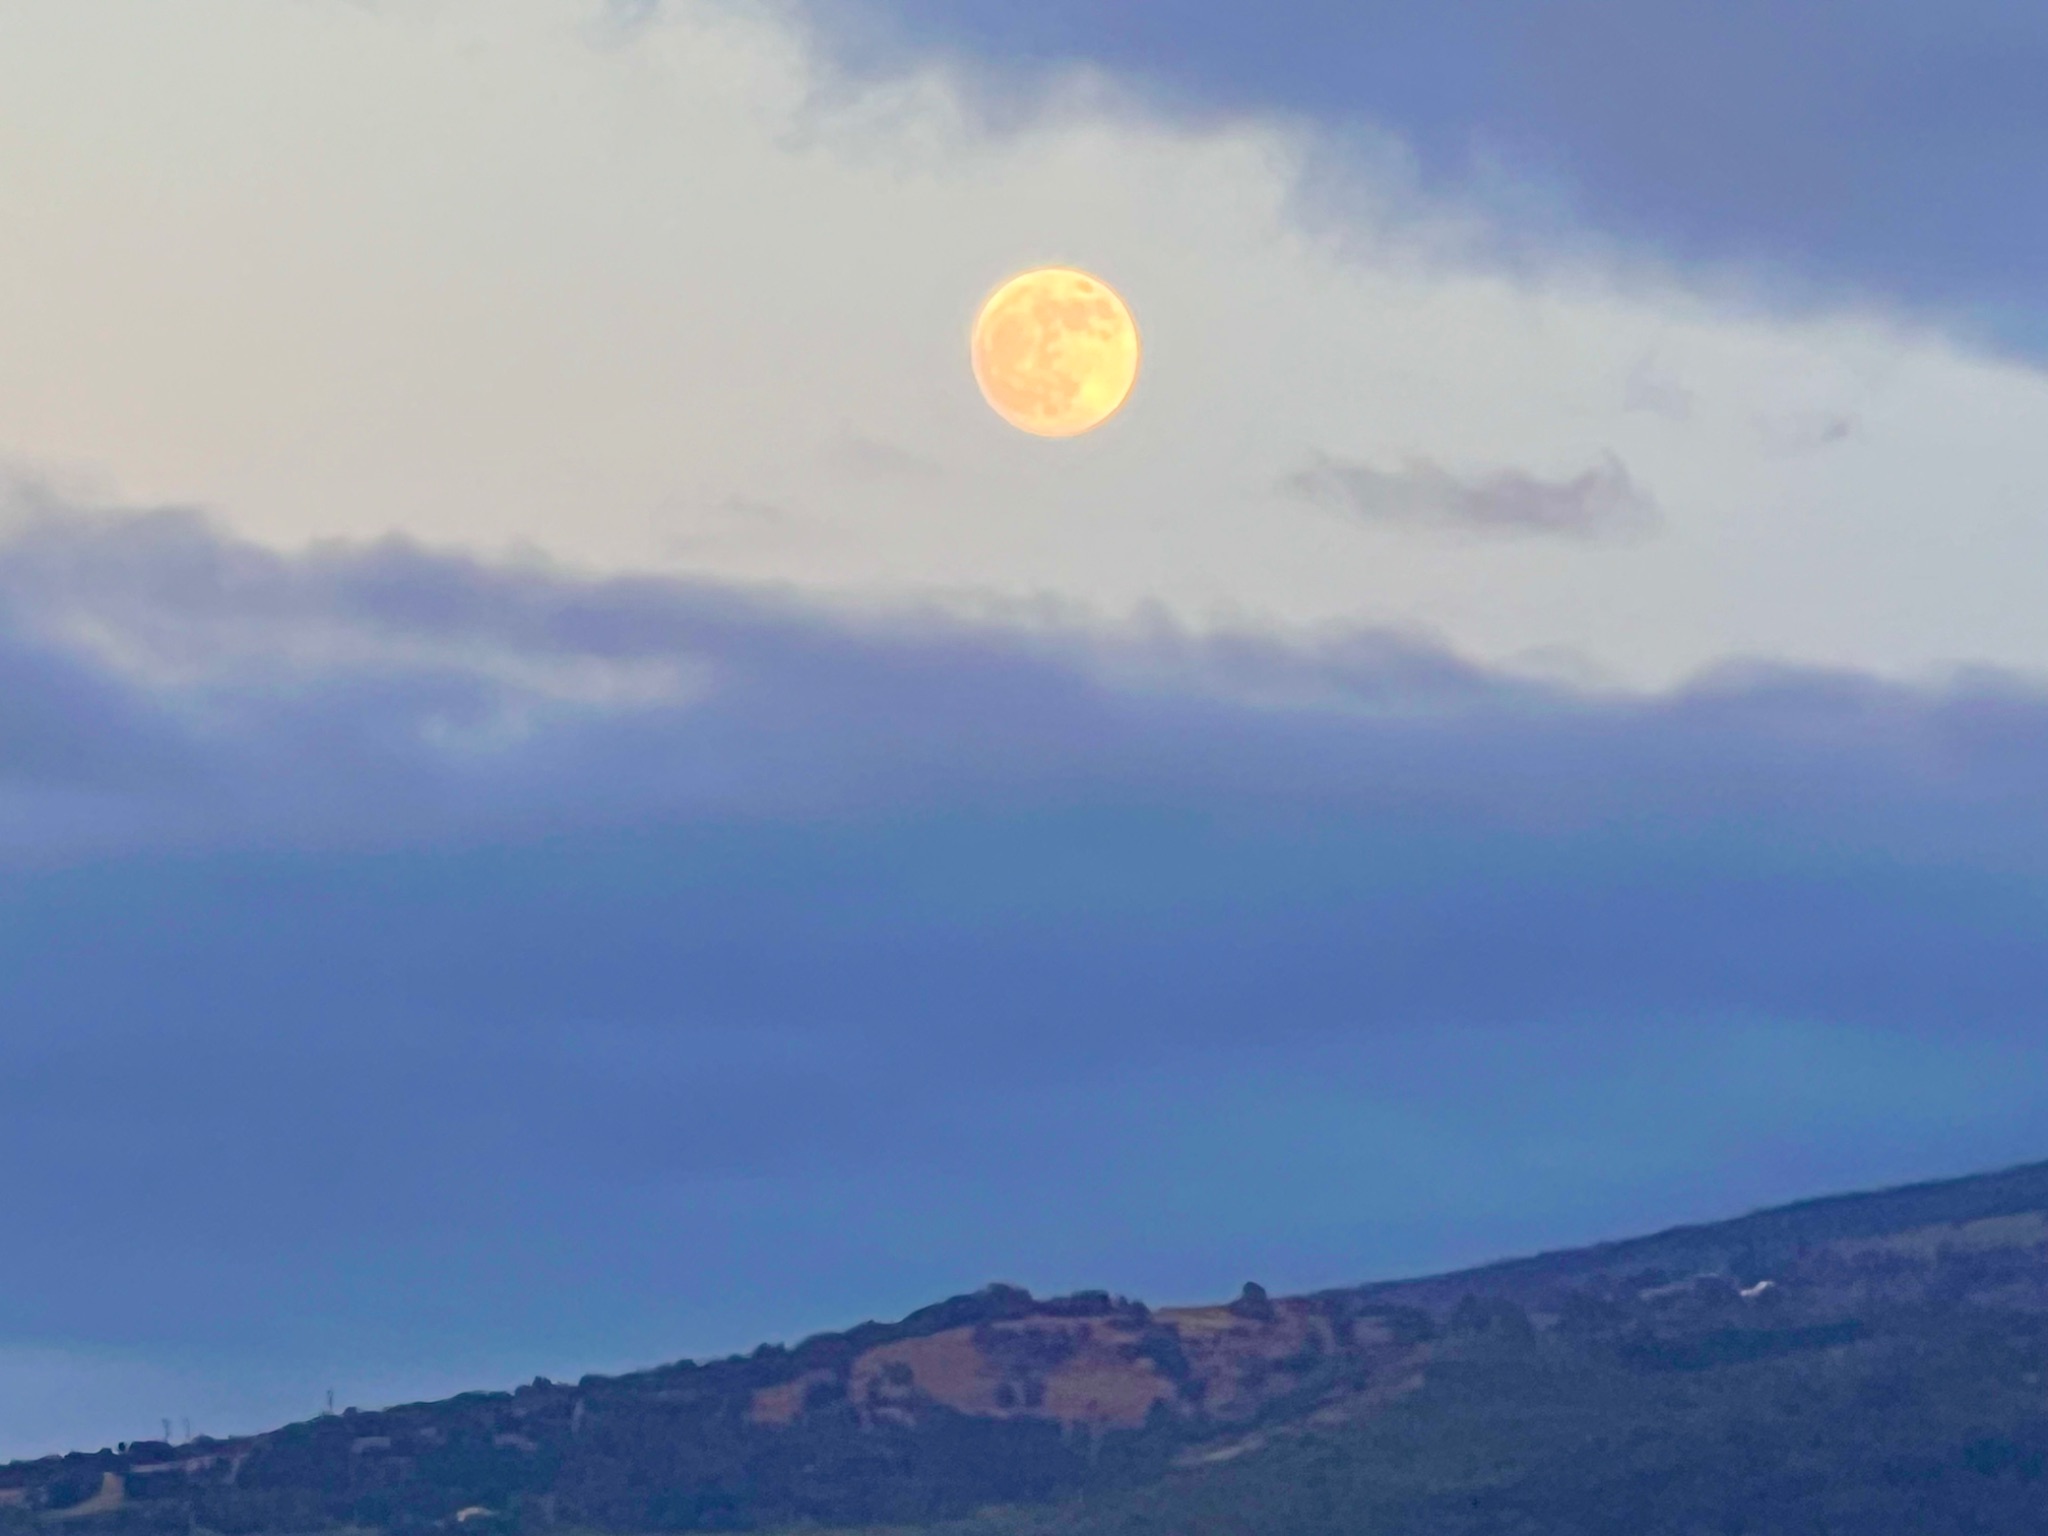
(1624, 355, 1695, 421)
(816, 434, 948, 484)
(1755, 410, 1858, 457)
(1282, 451, 1658, 539)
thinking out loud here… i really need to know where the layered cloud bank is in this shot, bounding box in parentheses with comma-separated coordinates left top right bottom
(4, 0, 2048, 686)
(5, 504, 2048, 1455)
(5, 501, 2048, 879)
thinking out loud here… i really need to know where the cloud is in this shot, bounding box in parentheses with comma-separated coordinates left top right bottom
(1623, 354, 1694, 421)
(1755, 410, 1859, 457)
(1, 501, 2046, 959)
(5, 503, 2048, 1453)
(807, 0, 2048, 347)
(1282, 450, 1657, 538)
(6, 1, 2048, 686)
(816, 434, 949, 483)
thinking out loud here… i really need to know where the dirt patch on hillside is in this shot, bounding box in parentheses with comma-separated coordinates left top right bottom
(850, 1317, 1172, 1428)
(748, 1294, 1403, 1433)
(46, 1473, 125, 1521)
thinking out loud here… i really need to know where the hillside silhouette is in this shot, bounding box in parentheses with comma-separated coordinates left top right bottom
(10, 1158, 2048, 1535)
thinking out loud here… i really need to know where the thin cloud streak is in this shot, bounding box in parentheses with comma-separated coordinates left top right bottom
(1282, 451, 1658, 539)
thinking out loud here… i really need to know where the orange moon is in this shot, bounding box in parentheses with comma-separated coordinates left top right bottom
(971, 267, 1140, 437)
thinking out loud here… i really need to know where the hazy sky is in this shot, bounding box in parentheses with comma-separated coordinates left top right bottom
(3, 0, 2047, 1460)
(9, 0, 2048, 684)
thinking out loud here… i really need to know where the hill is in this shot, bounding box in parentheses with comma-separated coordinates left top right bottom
(9, 1159, 2048, 1535)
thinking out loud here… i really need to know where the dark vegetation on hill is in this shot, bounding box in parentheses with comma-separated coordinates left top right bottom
(11, 1160, 2048, 1536)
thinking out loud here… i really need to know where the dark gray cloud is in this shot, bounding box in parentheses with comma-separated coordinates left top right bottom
(1, 501, 2045, 862)
(800, 0, 2048, 355)
(3, 502, 2048, 1062)
(6, 503, 2048, 1454)
(1283, 451, 1657, 538)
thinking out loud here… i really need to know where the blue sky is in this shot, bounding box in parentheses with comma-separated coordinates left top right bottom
(1, 0, 2046, 1460)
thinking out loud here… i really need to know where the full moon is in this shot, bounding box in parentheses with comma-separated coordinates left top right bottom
(971, 267, 1141, 437)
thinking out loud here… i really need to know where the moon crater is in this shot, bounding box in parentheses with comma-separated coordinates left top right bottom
(971, 267, 1140, 437)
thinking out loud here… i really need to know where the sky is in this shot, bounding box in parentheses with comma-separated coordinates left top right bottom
(1, 0, 2045, 1460)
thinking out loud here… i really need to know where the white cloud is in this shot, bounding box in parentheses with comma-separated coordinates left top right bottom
(2, 0, 2048, 687)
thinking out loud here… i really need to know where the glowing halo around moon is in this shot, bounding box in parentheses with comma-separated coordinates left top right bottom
(971, 266, 1141, 437)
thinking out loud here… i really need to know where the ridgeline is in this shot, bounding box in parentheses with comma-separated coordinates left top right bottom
(12, 1159, 2048, 1536)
